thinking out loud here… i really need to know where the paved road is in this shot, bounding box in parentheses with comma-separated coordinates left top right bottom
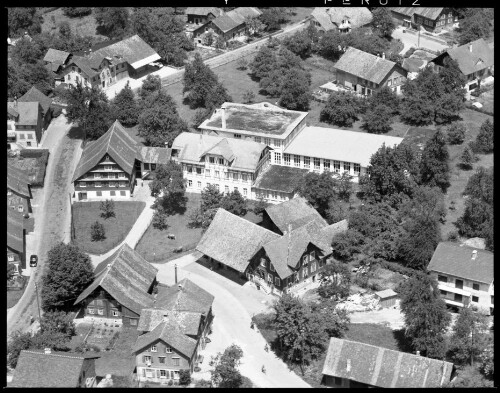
(152, 254, 310, 388)
(7, 115, 83, 338)
(392, 26, 449, 54)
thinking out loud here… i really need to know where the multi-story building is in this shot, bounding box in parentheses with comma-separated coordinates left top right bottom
(253, 165, 308, 204)
(334, 47, 408, 95)
(309, 7, 373, 34)
(7, 100, 43, 148)
(18, 86, 53, 129)
(171, 131, 270, 198)
(8, 162, 32, 215)
(198, 102, 308, 166)
(133, 278, 214, 384)
(7, 208, 27, 274)
(389, 7, 458, 33)
(428, 242, 494, 315)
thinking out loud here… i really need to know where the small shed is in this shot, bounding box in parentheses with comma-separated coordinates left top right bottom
(374, 289, 398, 308)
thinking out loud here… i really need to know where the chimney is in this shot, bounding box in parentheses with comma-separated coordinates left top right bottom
(178, 284, 183, 291)
(382, 52, 385, 59)
(221, 106, 226, 130)
(472, 250, 478, 260)
(14, 96, 18, 109)
(44, 348, 51, 355)
(469, 44, 472, 52)
(416, 350, 420, 356)
(346, 359, 351, 372)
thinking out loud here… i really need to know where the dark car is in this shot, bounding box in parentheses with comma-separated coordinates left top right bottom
(30, 255, 38, 267)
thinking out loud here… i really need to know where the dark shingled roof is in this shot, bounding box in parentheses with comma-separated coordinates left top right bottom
(212, 14, 243, 33)
(227, 7, 262, 21)
(186, 7, 224, 17)
(137, 309, 202, 336)
(322, 337, 454, 388)
(427, 242, 494, 284)
(253, 165, 309, 193)
(74, 244, 158, 314)
(18, 86, 53, 115)
(7, 208, 25, 253)
(7, 102, 41, 126)
(335, 47, 399, 84)
(43, 48, 71, 65)
(72, 120, 139, 182)
(196, 208, 280, 273)
(136, 146, 172, 164)
(7, 162, 31, 198)
(156, 278, 214, 315)
(311, 7, 373, 31)
(439, 38, 494, 76)
(11, 350, 100, 388)
(389, 7, 444, 21)
(265, 197, 327, 234)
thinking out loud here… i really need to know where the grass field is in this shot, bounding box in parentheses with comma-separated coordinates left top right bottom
(41, 8, 106, 40)
(7, 287, 26, 309)
(72, 201, 145, 255)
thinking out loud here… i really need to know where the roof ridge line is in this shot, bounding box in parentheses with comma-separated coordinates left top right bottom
(22, 350, 86, 360)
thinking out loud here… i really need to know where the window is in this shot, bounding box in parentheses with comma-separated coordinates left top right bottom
(173, 358, 180, 366)
(264, 138, 271, 146)
(302, 255, 308, 266)
(27, 134, 33, 139)
(187, 166, 192, 173)
(242, 173, 247, 182)
(309, 251, 315, 261)
(491, 296, 494, 305)
(215, 171, 220, 178)
(224, 172, 230, 180)
(267, 273, 273, 284)
(19, 134, 25, 140)
(112, 310, 120, 317)
(151, 164, 156, 171)
(438, 275, 447, 283)
(88, 308, 95, 314)
(243, 188, 247, 196)
(225, 185, 229, 194)
(314, 158, 320, 170)
(311, 262, 317, 272)
(254, 137, 261, 143)
(456, 280, 464, 289)
(159, 357, 166, 364)
(284, 153, 291, 166)
(303, 156, 310, 169)
(96, 191, 102, 196)
(274, 152, 282, 164)
(394, 77, 399, 85)
(130, 318, 137, 326)
(333, 161, 340, 173)
(160, 369, 167, 376)
(270, 263, 275, 272)
(143, 163, 150, 171)
(209, 157, 215, 164)
(188, 180, 192, 187)
(118, 190, 125, 196)
(165, 345, 172, 353)
(197, 181, 202, 189)
(110, 190, 115, 196)
(234, 134, 241, 139)
(343, 162, 351, 173)
(454, 293, 463, 302)
(143, 355, 152, 364)
(72, 66, 76, 72)
(151, 345, 157, 352)
(387, 79, 392, 86)
(440, 290, 448, 296)
(354, 163, 360, 176)
(472, 296, 479, 303)
(218, 158, 224, 165)
(275, 276, 281, 287)
(196, 167, 202, 175)
(261, 258, 266, 267)
(205, 169, 211, 177)
(97, 308, 104, 315)
(334, 377, 342, 386)
(274, 139, 282, 148)
(323, 160, 330, 171)
(215, 184, 220, 191)
(294, 155, 301, 167)
(473, 283, 480, 291)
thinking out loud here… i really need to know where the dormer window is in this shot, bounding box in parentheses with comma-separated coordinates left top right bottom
(218, 158, 224, 165)
(209, 157, 215, 164)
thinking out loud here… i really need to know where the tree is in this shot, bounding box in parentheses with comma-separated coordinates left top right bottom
(7, 331, 35, 368)
(221, 189, 247, 217)
(419, 129, 450, 192)
(8, 7, 42, 37)
(179, 369, 191, 386)
(236, 57, 248, 70)
(463, 166, 493, 205)
(252, 197, 269, 217)
(152, 209, 169, 230)
(242, 90, 255, 104)
(320, 91, 363, 127)
(398, 272, 451, 358)
(479, 341, 494, 379)
(41, 243, 94, 312)
(200, 184, 224, 212)
(110, 82, 139, 127)
(448, 307, 490, 366)
(39, 310, 76, 338)
(460, 144, 476, 170)
(400, 81, 436, 126)
(7, 263, 17, 281)
(283, 29, 314, 59)
(369, 86, 400, 115)
(62, 7, 92, 17)
(149, 161, 187, 215)
(318, 262, 351, 300)
(59, 21, 72, 39)
(93, 7, 130, 39)
(191, 108, 211, 128)
(446, 122, 467, 145)
(11, 37, 44, 64)
(64, 82, 113, 140)
(260, 8, 288, 31)
(214, 35, 226, 50)
(472, 119, 493, 154)
(448, 365, 494, 387)
(318, 30, 344, 61)
(371, 7, 396, 37)
(458, 9, 492, 46)
(188, 207, 219, 230)
(91, 221, 106, 241)
(398, 186, 446, 224)
(100, 199, 115, 219)
(210, 344, 244, 388)
(249, 46, 278, 79)
(205, 82, 232, 112)
(183, 53, 221, 109)
(362, 104, 393, 134)
(330, 229, 365, 261)
(139, 74, 162, 101)
(203, 31, 215, 46)
(294, 171, 337, 218)
(326, 201, 347, 225)
(279, 68, 311, 111)
(455, 197, 493, 238)
(439, 58, 467, 96)
(138, 89, 189, 147)
(245, 16, 265, 36)
(337, 171, 354, 202)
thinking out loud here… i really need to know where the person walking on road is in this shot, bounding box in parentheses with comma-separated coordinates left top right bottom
(262, 365, 266, 374)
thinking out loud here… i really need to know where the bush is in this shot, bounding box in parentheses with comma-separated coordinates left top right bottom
(167, 379, 173, 386)
(62, 7, 92, 17)
(100, 199, 115, 219)
(377, 260, 416, 278)
(194, 379, 212, 387)
(404, 47, 416, 58)
(152, 210, 168, 230)
(179, 370, 191, 385)
(446, 123, 466, 145)
(90, 221, 105, 241)
(447, 230, 459, 242)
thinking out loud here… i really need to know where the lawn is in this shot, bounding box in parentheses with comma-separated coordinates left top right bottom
(41, 8, 106, 40)
(345, 323, 411, 352)
(285, 7, 314, 25)
(72, 201, 145, 255)
(7, 287, 26, 309)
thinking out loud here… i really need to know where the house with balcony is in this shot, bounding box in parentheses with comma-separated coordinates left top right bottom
(196, 198, 348, 296)
(428, 242, 494, 315)
(7, 100, 43, 149)
(334, 47, 408, 95)
(133, 279, 214, 384)
(74, 244, 158, 327)
(8, 162, 32, 215)
(389, 7, 458, 33)
(429, 38, 494, 99)
(10, 349, 100, 388)
(309, 7, 373, 34)
(321, 337, 454, 388)
(171, 131, 270, 198)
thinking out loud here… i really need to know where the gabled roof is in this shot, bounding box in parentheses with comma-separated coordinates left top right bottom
(227, 7, 262, 21)
(375, 288, 398, 299)
(7, 162, 31, 198)
(7, 105, 19, 118)
(72, 120, 139, 182)
(427, 242, 494, 284)
(7, 208, 25, 253)
(322, 337, 453, 388)
(320, 219, 348, 245)
(335, 47, 401, 84)
(132, 318, 198, 358)
(156, 278, 214, 315)
(211, 14, 243, 33)
(172, 132, 267, 172)
(186, 7, 224, 17)
(438, 38, 494, 76)
(7, 102, 41, 126)
(43, 48, 71, 65)
(253, 165, 309, 193)
(11, 350, 99, 388)
(311, 7, 372, 31)
(196, 209, 280, 273)
(264, 197, 327, 234)
(74, 244, 158, 314)
(67, 55, 98, 78)
(136, 146, 171, 164)
(389, 7, 444, 21)
(18, 86, 53, 115)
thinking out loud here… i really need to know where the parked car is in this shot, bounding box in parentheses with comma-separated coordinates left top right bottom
(151, 62, 163, 68)
(29, 255, 38, 267)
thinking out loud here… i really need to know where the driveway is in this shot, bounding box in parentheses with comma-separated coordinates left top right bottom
(152, 253, 310, 388)
(392, 26, 449, 54)
(7, 115, 83, 338)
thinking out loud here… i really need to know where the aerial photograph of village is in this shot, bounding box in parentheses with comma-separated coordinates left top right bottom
(6, 5, 494, 388)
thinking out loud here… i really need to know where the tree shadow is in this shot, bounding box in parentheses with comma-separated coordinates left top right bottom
(249, 73, 261, 83)
(67, 126, 85, 140)
(392, 328, 414, 353)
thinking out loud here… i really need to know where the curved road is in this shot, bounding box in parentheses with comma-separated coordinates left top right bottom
(7, 115, 83, 338)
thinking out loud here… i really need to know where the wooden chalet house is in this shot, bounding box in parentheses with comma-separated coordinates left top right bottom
(18, 86, 53, 129)
(7, 100, 43, 148)
(7, 208, 27, 274)
(133, 279, 215, 383)
(74, 244, 158, 327)
(389, 7, 458, 33)
(309, 7, 373, 34)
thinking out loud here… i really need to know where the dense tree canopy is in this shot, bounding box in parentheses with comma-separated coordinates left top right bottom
(320, 91, 365, 127)
(318, 262, 351, 300)
(94, 7, 130, 39)
(371, 7, 396, 38)
(62, 7, 92, 17)
(458, 8, 493, 46)
(8, 7, 42, 37)
(294, 171, 337, 218)
(210, 344, 244, 388)
(149, 161, 187, 215)
(361, 104, 393, 134)
(139, 74, 163, 101)
(419, 129, 450, 192)
(110, 82, 139, 127)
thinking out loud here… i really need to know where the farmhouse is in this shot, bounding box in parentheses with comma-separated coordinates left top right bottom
(185, 7, 224, 25)
(322, 337, 454, 388)
(74, 244, 158, 327)
(11, 349, 100, 388)
(309, 7, 373, 33)
(43, 48, 72, 84)
(7, 100, 43, 149)
(7, 208, 27, 274)
(427, 242, 494, 315)
(18, 86, 53, 129)
(8, 162, 32, 215)
(389, 7, 458, 33)
(334, 47, 408, 95)
(133, 279, 214, 383)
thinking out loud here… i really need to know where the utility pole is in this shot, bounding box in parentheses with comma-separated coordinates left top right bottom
(418, 27, 421, 48)
(175, 264, 178, 284)
(34, 281, 42, 331)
